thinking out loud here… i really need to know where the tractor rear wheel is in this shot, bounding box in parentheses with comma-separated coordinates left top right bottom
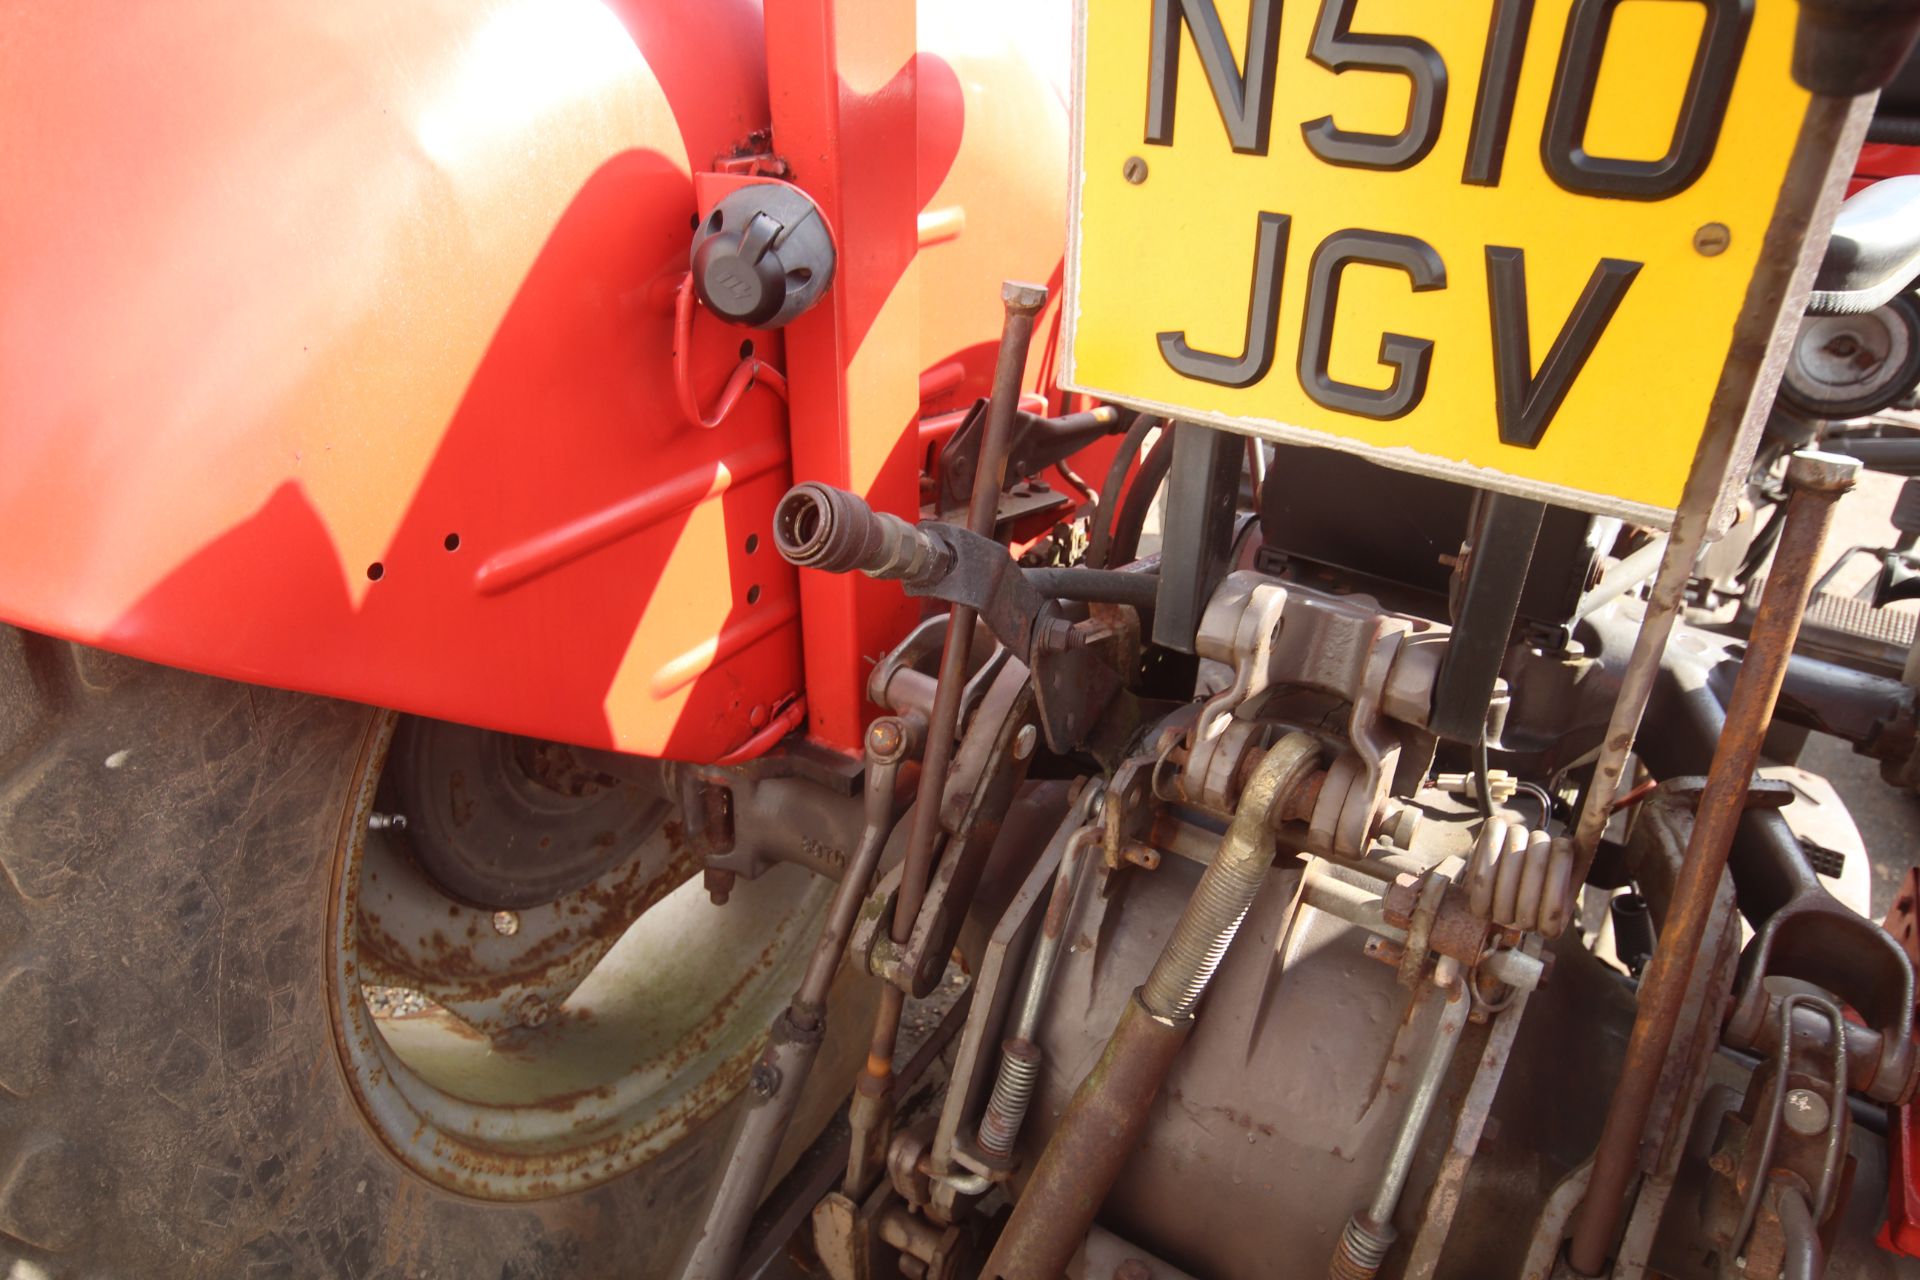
(0, 626, 859, 1278)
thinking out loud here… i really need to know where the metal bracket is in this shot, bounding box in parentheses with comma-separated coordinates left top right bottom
(858, 662, 1039, 997)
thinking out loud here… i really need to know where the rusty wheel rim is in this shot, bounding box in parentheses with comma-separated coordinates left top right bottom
(328, 712, 830, 1198)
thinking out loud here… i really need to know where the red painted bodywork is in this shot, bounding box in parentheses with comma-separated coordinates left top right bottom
(1852, 141, 1920, 193)
(0, 0, 1073, 761)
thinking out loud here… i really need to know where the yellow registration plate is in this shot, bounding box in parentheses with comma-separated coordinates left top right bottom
(1065, 0, 1816, 521)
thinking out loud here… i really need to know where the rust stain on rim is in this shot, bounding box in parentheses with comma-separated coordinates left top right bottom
(327, 708, 822, 1201)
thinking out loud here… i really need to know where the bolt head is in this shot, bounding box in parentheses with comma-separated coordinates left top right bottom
(1785, 449, 1861, 495)
(1013, 724, 1038, 760)
(870, 719, 905, 756)
(1002, 281, 1049, 314)
(1694, 222, 1731, 256)
(1122, 156, 1149, 185)
(750, 1060, 782, 1098)
(1783, 1087, 1831, 1136)
(512, 993, 549, 1027)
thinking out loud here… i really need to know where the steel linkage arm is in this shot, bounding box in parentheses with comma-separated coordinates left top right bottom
(1569, 453, 1860, 1273)
(979, 735, 1323, 1280)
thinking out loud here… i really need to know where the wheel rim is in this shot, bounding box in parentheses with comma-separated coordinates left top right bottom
(1783, 304, 1915, 415)
(328, 713, 832, 1199)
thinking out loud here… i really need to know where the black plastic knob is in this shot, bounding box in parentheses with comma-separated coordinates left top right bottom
(688, 185, 836, 330)
(693, 210, 787, 327)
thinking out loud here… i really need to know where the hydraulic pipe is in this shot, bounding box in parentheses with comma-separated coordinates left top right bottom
(1089, 415, 1161, 569)
(1023, 566, 1159, 608)
(1566, 451, 1858, 1275)
(681, 717, 914, 1280)
(1566, 521, 1702, 886)
(1777, 1185, 1824, 1280)
(774, 482, 948, 582)
(981, 735, 1321, 1280)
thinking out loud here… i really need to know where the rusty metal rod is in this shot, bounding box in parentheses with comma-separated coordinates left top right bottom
(681, 718, 914, 1280)
(1566, 92, 1874, 891)
(977, 824, 1102, 1159)
(892, 279, 1046, 941)
(981, 737, 1320, 1280)
(1565, 528, 1701, 885)
(845, 281, 1047, 1198)
(1331, 962, 1471, 1280)
(799, 721, 915, 1019)
(980, 991, 1191, 1280)
(1565, 450, 1857, 1274)
(843, 981, 906, 1197)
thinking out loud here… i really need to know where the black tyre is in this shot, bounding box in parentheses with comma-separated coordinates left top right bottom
(0, 627, 859, 1278)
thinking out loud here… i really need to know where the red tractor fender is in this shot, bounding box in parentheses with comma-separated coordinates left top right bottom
(0, 0, 1074, 761)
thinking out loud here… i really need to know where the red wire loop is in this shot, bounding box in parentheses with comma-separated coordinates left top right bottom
(673, 274, 789, 429)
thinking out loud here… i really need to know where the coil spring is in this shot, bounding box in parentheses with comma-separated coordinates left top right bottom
(976, 1038, 1043, 1159)
(1465, 814, 1575, 937)
(1328, 1215, 1395, 1280)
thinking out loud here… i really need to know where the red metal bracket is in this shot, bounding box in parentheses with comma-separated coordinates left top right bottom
(762, 0, 923, 754)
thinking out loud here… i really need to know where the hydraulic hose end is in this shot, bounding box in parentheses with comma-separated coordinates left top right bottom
(773, 482, 948, 583)
(773, 481, 858, 571)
